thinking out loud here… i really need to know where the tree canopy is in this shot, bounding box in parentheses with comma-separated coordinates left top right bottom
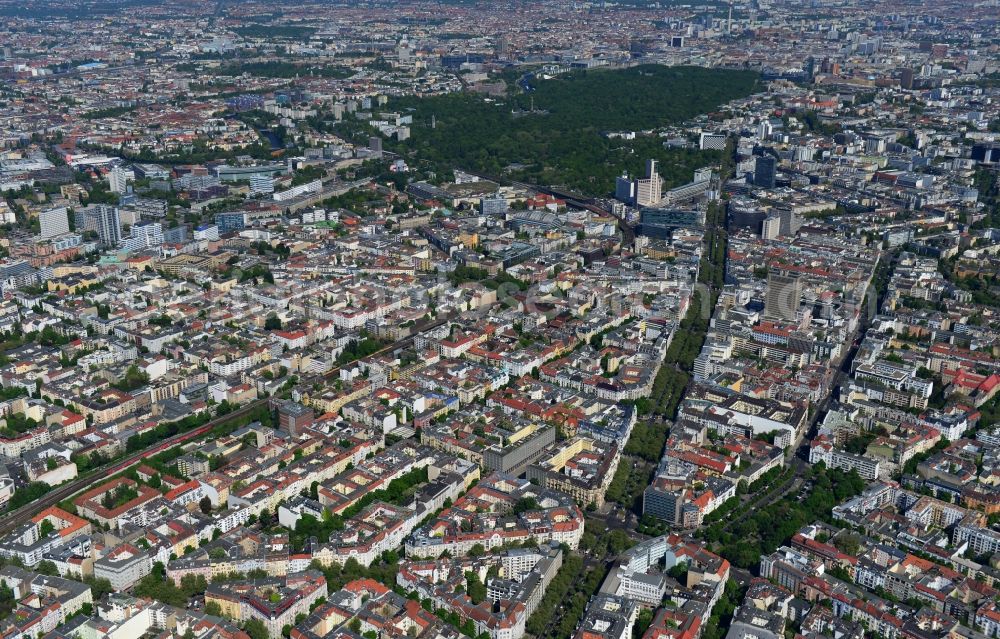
(381, 65, 759, 196)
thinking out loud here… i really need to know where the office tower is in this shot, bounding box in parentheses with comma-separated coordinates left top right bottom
(0, 260, 38, 290)
(638, 207, 706, 239)
(97, 206, 123, 247)
(758, 120, 773, 141)
(615, 173, 636, 204)
(971, 143, 1000, 165)
(635, 159, 662, 207)
(76, 204, 121, 247)
(38, 207, 70, 240)
(162, 226, 188, 244)
(216, 212, 247, 233)
(899, 67, 914, 90)
(729, 198, 766, 234)
(765, 271, 802, 321)
(193, 225, 220, 241)
(481, 194, 508, 215)
(131, 221, 163, 247)
(699, 132, 727, 150)
(397, 37, 411, 64)
(777, 207, 802, 237)
(278, 401, 313, 436)
(761, 214, 781, 240)
(865, 136, 887, 154)
(753, 155, 777, 189)
(109, 165, 133, 195)
(250, 175, 275, 195)
(133, 197, 168, 222)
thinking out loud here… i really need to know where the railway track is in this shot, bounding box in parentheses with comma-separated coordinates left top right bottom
(1, 316, 450, 536)
(455, 170, 636, 247)
(0, 400, 263, 536)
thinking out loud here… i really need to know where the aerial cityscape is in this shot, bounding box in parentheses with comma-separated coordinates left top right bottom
(0, 1, 999, 639)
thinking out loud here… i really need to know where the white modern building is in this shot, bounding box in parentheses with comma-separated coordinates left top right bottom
(38, 207, 70, 240)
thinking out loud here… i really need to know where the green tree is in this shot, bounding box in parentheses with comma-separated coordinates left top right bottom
(83, 576, 114, 601)
(512, 497, 539, 514)
(243, 619, 269, 639)
(39, 519, 56, 537)
(466, 571, 487, 604)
